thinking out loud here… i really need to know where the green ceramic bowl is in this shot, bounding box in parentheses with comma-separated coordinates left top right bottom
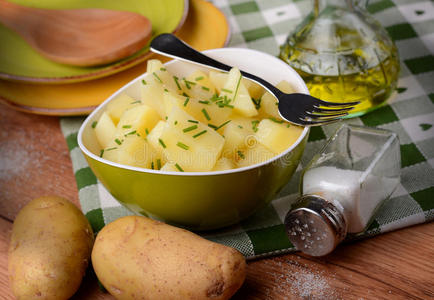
(78, 48, 310, 230)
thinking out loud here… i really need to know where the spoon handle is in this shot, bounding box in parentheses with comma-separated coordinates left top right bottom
(150, 34, 282, 97)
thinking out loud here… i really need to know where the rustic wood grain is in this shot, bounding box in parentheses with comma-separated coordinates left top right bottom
(0, 102, 433, 300)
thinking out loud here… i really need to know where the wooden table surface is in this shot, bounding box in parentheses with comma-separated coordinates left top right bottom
(0, 103, 433, 300)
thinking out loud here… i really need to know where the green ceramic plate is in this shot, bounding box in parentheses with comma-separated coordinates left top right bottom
(0, 0, 188, 83)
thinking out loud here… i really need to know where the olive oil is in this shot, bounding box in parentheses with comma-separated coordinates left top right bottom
(279, 0, 400, 117)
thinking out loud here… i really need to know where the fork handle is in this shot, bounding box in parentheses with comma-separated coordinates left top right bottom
(150, 34, 282, 97)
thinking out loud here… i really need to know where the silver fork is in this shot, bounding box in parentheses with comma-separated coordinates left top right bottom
(150, 34, 359, 127)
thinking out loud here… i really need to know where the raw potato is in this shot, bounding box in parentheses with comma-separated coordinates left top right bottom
(92, 216, 246, 300)
(8, 196, 94, 300)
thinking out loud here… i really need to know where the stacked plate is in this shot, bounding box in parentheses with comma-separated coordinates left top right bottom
(0, 0, 230, 115)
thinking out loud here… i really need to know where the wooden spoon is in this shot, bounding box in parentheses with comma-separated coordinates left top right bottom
(0, 0, 152, 67)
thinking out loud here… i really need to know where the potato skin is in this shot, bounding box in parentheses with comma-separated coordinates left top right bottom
(8, 196, 94, 300)
(92, 216, 246, 300)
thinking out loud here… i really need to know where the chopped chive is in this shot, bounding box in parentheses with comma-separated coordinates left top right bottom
(269, 117, 284, 123)
(183, 125, 198, 133)
(160, 67, 166, 71)
(199, 100, 210, 105)
(158, 138, 166, 148)
(201, 86, 210, 91)
(275, 102, 279, 106)
(238, 125, 243, 129)
(182, 92, 190, 97)
(195, 76, 204, 81)
(91, 121, 98, 128)
(252, 120, 259, 132)
(174, 121, 178, 125)
(122, 125, 132, 129)
(201, 108, 211, 121)
(99, 149, 104, 157)
(208, 123, 218, 130)
(131, 100, 141, 104)
(183, 79, 191, 89)
(156, 159, 162, 170)
(173, 76, 181, 90)
(237, 150, 245, 159)
(164, 88, 169, 92)
(106, 147, 117, 151)
(175, 163, 184, 172)
(151, 161, 155, 169)
(216, 120, 231, 130)
(221, 88, 233, 93)
(165, 116, 168, 120)
(176, 141, 189, 150)
(145, 128, 149, 135)
(188, 119, 199, 123)
(115, 138, 122, 145)
(125, 130, 137, 136)
(153, 72, 162, 83)
(234, 74, 242, 99)
(287, 124, 291, 128)
(141, 79, 147, 85)
(183, 97, 190, 107)
(184, 79, 196, 86)
(252, 97, 262, 109)
(193, 130, 207, 138)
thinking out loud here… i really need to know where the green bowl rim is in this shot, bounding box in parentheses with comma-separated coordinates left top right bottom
(78, 47, 310, 177)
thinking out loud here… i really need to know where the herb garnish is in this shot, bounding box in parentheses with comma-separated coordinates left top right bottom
(195, 76, 204, 81)
(251, 120, 259, 132)
(99, 149, 104, 157)
(251, 97, 262, 109)
(145, 128, 149, 135)
(221, 88, 233, 93)
(160, 67, 166, 71)
(201, 86, 210, 91)
(216, 120, 231, 130)
(183, 125, 198, 133)
(122, 125, 132, 129)
(208, 124, 218, 130)
(141, 79, 147, 85)
(176, 142, 189, 150)
(156, 159, 162, 170)
(115, 138, 122, 145)
(131, 100, 141, 104)
(199, 100, 210, 105)
(125, 130, 137, 136)
(188, 119, 198, 124)
(183, 97, 190, 107)
(193, 130, 207, 138)
(201, 108, 211, 121)
(269, 117, 284, 124)
(151, 161, 155, 169)
(158, 138, 166, 148)
(237, 150, 245, 159)
(173, 76, 181, 90)
(152, 72, 162, 83)
(175, 163, 184, 172)
(91, 121, 98, 128)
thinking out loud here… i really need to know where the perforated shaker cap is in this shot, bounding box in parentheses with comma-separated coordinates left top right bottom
(284, 195, 347, 257)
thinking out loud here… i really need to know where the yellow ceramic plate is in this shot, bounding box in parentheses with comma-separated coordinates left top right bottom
(0, 0, 230, 115)
(0, 0, 188, 83)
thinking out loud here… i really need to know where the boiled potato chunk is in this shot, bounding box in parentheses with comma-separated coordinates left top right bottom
(95, 112, 117, 149)
(210, 70, 264, 99)
(91, 216, 246, 300)
(258, 80, 295, 120)
(221, 68, 257, 117)
(147, 59, 179, 93)
(117, 104, 160, 137)
(147, 120, 168, 161)
(236, 143, 276, 167)
(160, 161, 181, 172)
(221, 121, 254, 159)
(159, 106, 224, 172)
(8, 196, 94, 300)
(141, 80, 166, 119)
(105, 94, 139, 125)
(184, 70, 216, 100)
(213, 157, 235, 171)
(164, 91, 232, 127)
(103, 135, 159, 168)
(255, 119, 303, 154)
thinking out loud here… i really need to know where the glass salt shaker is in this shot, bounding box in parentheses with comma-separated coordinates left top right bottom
(284, 124, 400, 256)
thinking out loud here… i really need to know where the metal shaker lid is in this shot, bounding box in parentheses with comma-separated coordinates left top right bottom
(284, 195, 347, 257)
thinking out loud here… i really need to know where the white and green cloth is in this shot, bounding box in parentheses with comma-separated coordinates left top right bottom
(61, 0, 434, 260)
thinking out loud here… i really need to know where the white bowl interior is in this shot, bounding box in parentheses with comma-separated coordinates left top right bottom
(79, 48, 310, 175)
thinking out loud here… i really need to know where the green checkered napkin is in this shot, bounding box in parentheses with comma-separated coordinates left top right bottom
(60, 0, 434, 259)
